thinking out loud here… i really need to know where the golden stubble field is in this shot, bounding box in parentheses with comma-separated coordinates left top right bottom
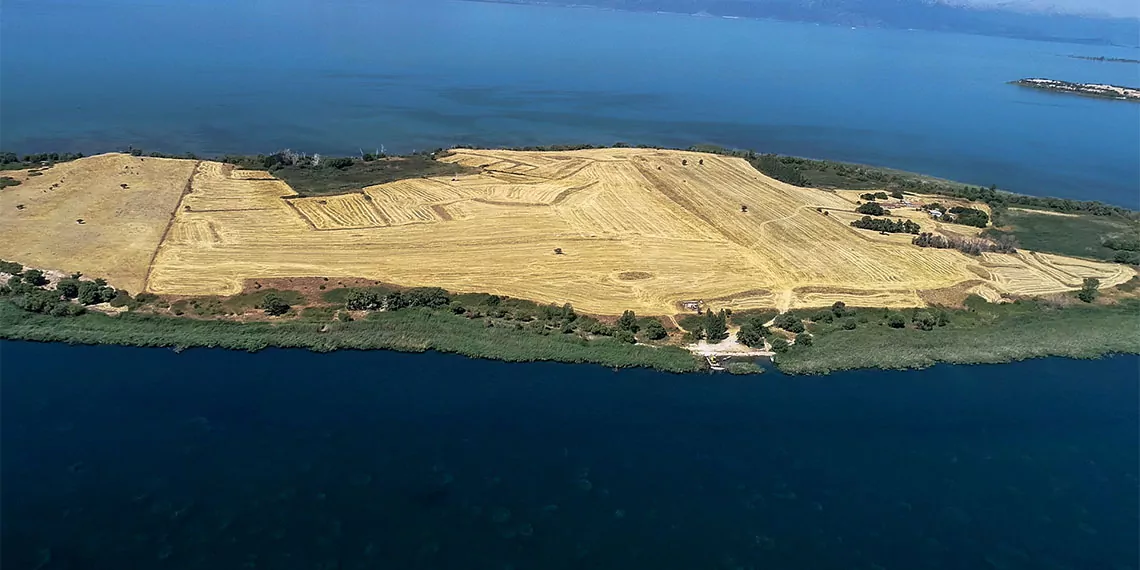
(1, 149, 1133, 315)
(0, 154, 197, 294)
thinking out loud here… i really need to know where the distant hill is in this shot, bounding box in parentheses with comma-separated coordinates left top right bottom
(462, 0, 1140, 46)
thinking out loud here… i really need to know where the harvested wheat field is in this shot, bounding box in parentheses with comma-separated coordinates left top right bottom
(1, 149, 1133, 315)
(0, 154, 197, 294)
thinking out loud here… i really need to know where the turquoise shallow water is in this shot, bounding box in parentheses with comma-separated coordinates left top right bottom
(2, 0, 1138, 206)
(1, 342, 1137, 569)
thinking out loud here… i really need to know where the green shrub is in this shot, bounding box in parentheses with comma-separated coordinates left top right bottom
(77, 280, 116, 305)
(258, 293, 290, 316)
(640, 318, 667, 340)
(56, 278, 80, 299)
(795, 332, 813, 346)
(345, 289, 382, 310)
(108, 290, 135, 308)
(1077, 277, 1100, 303)
(886, 312, 907, 328)
(810, 310, 834, 323)
(856, 202, 887, 216)
(773, 313, 805, 333)
(22, 269, 47, 286)
(617, 310, 639, 332)
(770, 338, 789, 353)
(724, 361, 764, 375)
(736, 317, 769, 347)
(134, 292, 159, 304)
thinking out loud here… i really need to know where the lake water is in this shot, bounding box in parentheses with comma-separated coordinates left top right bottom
(1, 341, 1137, 569)
(1, 0, 1138, 206)
(3, 2, 1139, 567)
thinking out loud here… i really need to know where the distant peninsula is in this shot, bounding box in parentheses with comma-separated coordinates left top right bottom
(1069, 55, 1140, 64)
(1012, 78, 1140, 102)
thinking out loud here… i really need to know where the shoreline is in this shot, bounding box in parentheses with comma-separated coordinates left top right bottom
(3, 294, 1137, 375)
(1011, 78, 1140, 102)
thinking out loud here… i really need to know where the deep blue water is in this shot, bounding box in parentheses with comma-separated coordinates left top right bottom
(2, 0, 1138, 206)
(1, 341, 1137, 569)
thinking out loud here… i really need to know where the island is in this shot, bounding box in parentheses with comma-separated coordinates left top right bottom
(1011, 78, 1140, 101)
(2, 145, 1137, 374)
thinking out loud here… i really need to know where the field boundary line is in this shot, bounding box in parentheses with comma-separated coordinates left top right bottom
(143, 160, 201, 292)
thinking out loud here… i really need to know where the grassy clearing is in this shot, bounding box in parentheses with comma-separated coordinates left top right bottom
(0, 302, 702, 373)
(168, 289, 305, 317)
(261, 155, 479, 196)
(984, 208, 1140, 262)
(776, 297, 1140, 374)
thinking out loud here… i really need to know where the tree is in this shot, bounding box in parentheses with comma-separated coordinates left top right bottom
(345, 289, 382, 310)
(770, 338, 789, 353)
(617, 310, 639, 333)
(947, 206, 989, 228)
(22, 269, 47, 286)
(840, 318, 857, 330)
(259, 293, 290, 316)
(773, 313, 805, 333)
(795, 332, 813, 346)
(886, 312, 906, 328)
(385, 291, 408, 311)
(704, 309, 728, 342)
(736, 317, 769, 347)
(890, 191, 904, 199)
(613, 329, 637, 344)
(831, 301, 848, 318)
(76, 280, 115, 305)
(912, 311, 937, 331)
(810, 309, 833, 323)
(856, 202, 887, 216)
(641, 319, 667, 340)
(405, 287, 451, 308)
(561, 303, 577, 322)
(1077, 277, 1100, 303)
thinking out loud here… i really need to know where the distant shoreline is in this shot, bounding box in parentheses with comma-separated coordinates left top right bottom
(1011, 78, 1140, 102)
(1069, 55, 1140, 64)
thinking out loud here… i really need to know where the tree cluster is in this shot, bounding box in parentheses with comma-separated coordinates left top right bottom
(1102, 236, 1140, 251)
(1, 152, 85, 165)
(851, 216, 920, 234)
(703, 309, 729, 343)
(0, 264, 113, 317)
(735, 316, 770, 347)
(749, 155, 807, 186)
(945, 206, 989, 228)
(385, 287, 451, 310)
(1102, 236, 1140, 264)
(0, 260, 23, 275)
(55, 276, 117, 305)
(912, 232, 1017, 255)
(856, 202, 888, 216)
(860, 192, 889, 201)
(772, 312, 805, 333)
